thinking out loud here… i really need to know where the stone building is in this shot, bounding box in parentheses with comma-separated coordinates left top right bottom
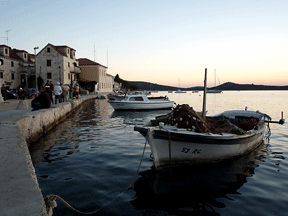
(0, 44, 35, 90)
(36, 43, 80, 87)
(77, 58, 113, 93)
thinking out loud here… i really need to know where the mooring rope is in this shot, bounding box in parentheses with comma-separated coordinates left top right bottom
(45, 140, 148, 215)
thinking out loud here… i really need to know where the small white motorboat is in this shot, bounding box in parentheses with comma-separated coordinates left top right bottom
(134, 108, 284, 170)
(108, 94, 174, 110)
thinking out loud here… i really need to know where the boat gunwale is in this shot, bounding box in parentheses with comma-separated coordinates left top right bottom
(134, 124, 266, 145)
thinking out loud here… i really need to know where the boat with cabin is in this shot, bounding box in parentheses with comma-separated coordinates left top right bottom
(108, 94, 174, 110)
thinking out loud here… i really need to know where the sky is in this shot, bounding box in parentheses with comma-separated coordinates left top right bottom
(0, 0, 287, 87)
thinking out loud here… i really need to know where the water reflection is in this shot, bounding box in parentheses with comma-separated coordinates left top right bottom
(131, 141, 268, 215)
(111, 109, 172, 126)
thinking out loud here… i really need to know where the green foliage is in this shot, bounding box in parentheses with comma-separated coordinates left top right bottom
(76, 74, 96, 92)
(114, 74, 138, 91)
(79, 80, 97, 92)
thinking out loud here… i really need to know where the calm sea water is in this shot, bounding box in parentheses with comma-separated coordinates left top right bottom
(30, 91, 288, 216)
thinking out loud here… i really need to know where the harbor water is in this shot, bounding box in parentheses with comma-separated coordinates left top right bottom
(29, 91, 288, 216)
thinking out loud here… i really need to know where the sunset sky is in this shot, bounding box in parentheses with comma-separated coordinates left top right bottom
(1, 0, 287, 87)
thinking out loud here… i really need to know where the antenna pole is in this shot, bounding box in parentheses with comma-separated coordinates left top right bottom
(2, 30, 11, 45)
(107, 48, 108, 67)
(94, 44, 97, 62)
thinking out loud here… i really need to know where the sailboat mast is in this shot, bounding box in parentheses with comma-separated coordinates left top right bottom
(202, 68, 207, 118)
(214, 69, 216, 87)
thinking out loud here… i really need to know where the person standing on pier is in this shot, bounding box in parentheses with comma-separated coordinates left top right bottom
(46, 81, 54, 104)
(75, 84, 80, 99)
(1, 84, 7, 101)
(54, 82, 62, 104)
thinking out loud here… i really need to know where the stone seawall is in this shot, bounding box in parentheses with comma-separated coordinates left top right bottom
(0, 95, 97, 216)
(18, 96, 92, 147)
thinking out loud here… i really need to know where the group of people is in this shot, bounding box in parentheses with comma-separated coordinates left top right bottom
(1, 84, 33, 101)
(1, 81, 80, 111)
(31, 81, 80, 111)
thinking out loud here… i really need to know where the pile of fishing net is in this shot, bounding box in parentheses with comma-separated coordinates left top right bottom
(152, 104, 247, 135)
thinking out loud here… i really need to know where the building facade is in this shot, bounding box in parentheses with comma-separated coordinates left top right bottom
(77, 58, 113, 93)
(36, 43, 80, 87)
(0, 45, 35, 90)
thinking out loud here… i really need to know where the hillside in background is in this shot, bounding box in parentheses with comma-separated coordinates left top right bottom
(129, 81, 288, 91)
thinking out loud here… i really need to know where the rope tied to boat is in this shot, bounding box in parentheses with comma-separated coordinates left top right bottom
(44, 140, 148, 215)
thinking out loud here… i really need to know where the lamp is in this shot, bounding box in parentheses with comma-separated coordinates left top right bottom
(34, 46, 39, 95)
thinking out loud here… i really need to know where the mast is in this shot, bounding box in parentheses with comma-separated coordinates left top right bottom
(214, 69, 216, 87)
(202, 68, 207, 118)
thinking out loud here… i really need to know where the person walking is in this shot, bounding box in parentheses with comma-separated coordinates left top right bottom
(54, 82, 62, 104)
(64, 84, 70, 101)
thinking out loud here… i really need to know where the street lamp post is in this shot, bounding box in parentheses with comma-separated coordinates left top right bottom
(34, 46, 39, 95)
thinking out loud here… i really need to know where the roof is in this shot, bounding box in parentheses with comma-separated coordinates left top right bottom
(0, 45, 33, 63)
(77, 58, 108, 68)
(37, 43, 76, 57)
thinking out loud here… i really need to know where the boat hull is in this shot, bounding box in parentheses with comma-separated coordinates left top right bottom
(135, 124, 267, 170)
(109, 101, 174, 110)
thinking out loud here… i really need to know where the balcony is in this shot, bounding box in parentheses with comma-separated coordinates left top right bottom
(70, 66, 81, 74)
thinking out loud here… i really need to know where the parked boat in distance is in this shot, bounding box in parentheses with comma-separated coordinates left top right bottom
(108, 94, 174, 110)
(175, 89, 186, 93)
(207, 89, 222, 93)
(134, 105, 284, 170)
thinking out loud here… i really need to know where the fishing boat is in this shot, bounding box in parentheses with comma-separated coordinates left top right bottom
(108, 94, 174, 110)
(134, 69, 285, 170)
(134, 108, 286, 170)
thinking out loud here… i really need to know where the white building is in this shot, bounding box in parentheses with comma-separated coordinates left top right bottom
(35, 43, 80, 87)
(77, 58, 113, 93)
(0, 44, 35, 90)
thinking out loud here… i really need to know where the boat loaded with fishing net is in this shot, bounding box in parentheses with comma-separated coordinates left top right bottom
(135, 104, 284, 170)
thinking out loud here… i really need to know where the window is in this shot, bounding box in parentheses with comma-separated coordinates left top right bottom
(47, 48, 50, 53)
(47, 60, 51, 66)
(11, 61, 14, 67)
(68, 73, 70, 79)
(47, 72, 52, 79)
(129, 96, 144, 101)
(24, 53, 27, 59)
(0, 59, 3, 65)
(11, 73, 14, 80)
(68, 62, 70, 67)
(5, 49, 8, 54)
(0, 71, 3, 78)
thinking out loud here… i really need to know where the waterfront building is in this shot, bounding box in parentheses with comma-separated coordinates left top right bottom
(0, 44, 35, 90)
(77, 58, 113, 93)
(36, 43, 80, 87)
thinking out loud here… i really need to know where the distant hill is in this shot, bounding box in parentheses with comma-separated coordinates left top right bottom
(130, 81, 288, 91)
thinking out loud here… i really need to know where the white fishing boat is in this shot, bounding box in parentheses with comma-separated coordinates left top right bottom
(134, 108, 285, 170)
(134, 68, 285, 170)
(108, 94, 174, 110)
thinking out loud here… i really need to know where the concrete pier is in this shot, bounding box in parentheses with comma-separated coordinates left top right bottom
(0, 96, 97, 216)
